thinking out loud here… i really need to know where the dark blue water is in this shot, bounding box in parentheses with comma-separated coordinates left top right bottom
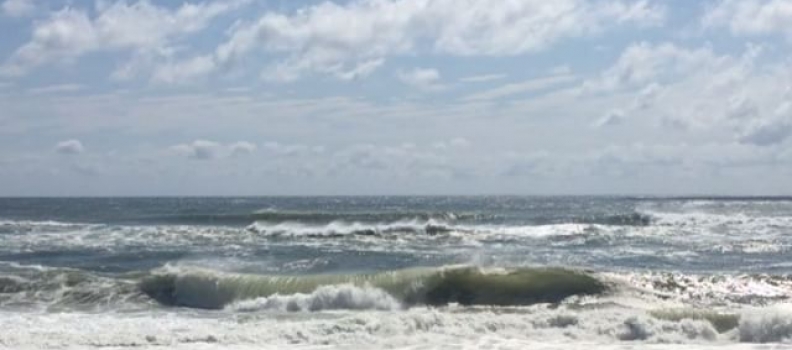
(1, 196, 791, 275)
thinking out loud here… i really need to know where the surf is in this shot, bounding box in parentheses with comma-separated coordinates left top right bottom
(138, 265, 608, 310)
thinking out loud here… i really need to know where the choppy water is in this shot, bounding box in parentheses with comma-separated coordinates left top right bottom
(2, 196, 792, 349)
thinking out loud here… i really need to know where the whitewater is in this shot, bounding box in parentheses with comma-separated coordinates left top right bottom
(2, 196, 792, 349)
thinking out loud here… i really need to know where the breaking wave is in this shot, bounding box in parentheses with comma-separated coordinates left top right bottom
(227, 284, 402, 312)
(139, 266, 608, 310)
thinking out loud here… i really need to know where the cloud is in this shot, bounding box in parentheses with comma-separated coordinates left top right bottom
(703, 0, 792, 40)
(335, 58, 385, 81)
(1, 0, 250, 77)
(397, 68, 443, 90)
(170, 140, 222, 160)
(587, 42, 792, 145)
(262, 142, 324, 157)
(151, 55, 215, 84)
(1, 0, 35, 17)
(329, 141, 469, 179)
(459, 74, 506, 83)
(586, 42, 718, 92)
(28, 84, 83, 95)
(170, 140, 257, 160)
(431, 137, 470, 150)
(593, 109, 626, 128)
(463, 74, 577, 101)
(189, 0, 665, 81)
(55, 139, 84, 155)
(740, 102, 792, 146)
(229, 141, 257, 156)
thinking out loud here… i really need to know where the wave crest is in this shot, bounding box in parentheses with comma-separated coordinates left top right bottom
(228, 284, 402, 312)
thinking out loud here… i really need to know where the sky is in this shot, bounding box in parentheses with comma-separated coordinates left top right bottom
(0, 0, 791, 196)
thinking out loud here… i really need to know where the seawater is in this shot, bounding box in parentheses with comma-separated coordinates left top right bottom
(2, 196, 792, 349)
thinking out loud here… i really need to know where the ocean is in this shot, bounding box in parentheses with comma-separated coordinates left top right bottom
(1, 196, 792, 349)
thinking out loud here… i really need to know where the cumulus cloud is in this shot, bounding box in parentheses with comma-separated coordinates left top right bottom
(170, 140, 257, 160)
(584, 42, 792, 147)
(1, 0, 35, 17)
(703, 0, 792, 40)
(169, 0, 665, 81)
(55, 139, 85, 155)
(1, 0, 250, 77)
(229, 141, 258, 156)
(262, 142, 324, 157)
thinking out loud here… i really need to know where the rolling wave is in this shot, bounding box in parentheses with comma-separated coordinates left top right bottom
(138, 266, 608, 309)
(3, 262, 792, 314)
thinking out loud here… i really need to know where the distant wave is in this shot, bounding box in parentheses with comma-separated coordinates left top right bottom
(135, 210, 485, 226)
(246, 219, 460, 237)
(574, 212, 653, 226)
(244, 218, 646, 239)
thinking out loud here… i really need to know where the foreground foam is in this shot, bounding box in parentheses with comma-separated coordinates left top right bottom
(4, 303, 792, 348)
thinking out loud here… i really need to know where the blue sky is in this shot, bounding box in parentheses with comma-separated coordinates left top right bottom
(0, 0, 791, 196)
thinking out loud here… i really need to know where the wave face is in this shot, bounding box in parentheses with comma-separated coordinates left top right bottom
(138, 266, 608, 310)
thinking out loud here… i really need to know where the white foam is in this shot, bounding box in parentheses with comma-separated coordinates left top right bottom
(604, 271, 792, 306)
(4, 301, 791, 349)
(738, 304, 792, 342)
(227, 284, 402, 312)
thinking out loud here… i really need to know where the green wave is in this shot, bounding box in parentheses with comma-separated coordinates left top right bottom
(139, 266, 608, 310)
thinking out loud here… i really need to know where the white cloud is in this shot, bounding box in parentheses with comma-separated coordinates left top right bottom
(1, 0, 35, 17)
(55, 139, 84, 155)
(588, 42, 792, 145)
(459, 74, 506, 83)
(703, 0, 792, 39)
(463, 74, 577, 101)
(587, 42, 719, 91)
(170, 140, 222, 160)
(1, 0, 250, 77)
(194, 0, 665, 81)
(170, 140, 258, 160)
(397, 67, 443, 90)
(151, 55, 215, 84)
(329, 141, 469, 179)
(262, 142, 324, 157)
(229, 141, 257, 156)
(335, 58, 385, 81)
